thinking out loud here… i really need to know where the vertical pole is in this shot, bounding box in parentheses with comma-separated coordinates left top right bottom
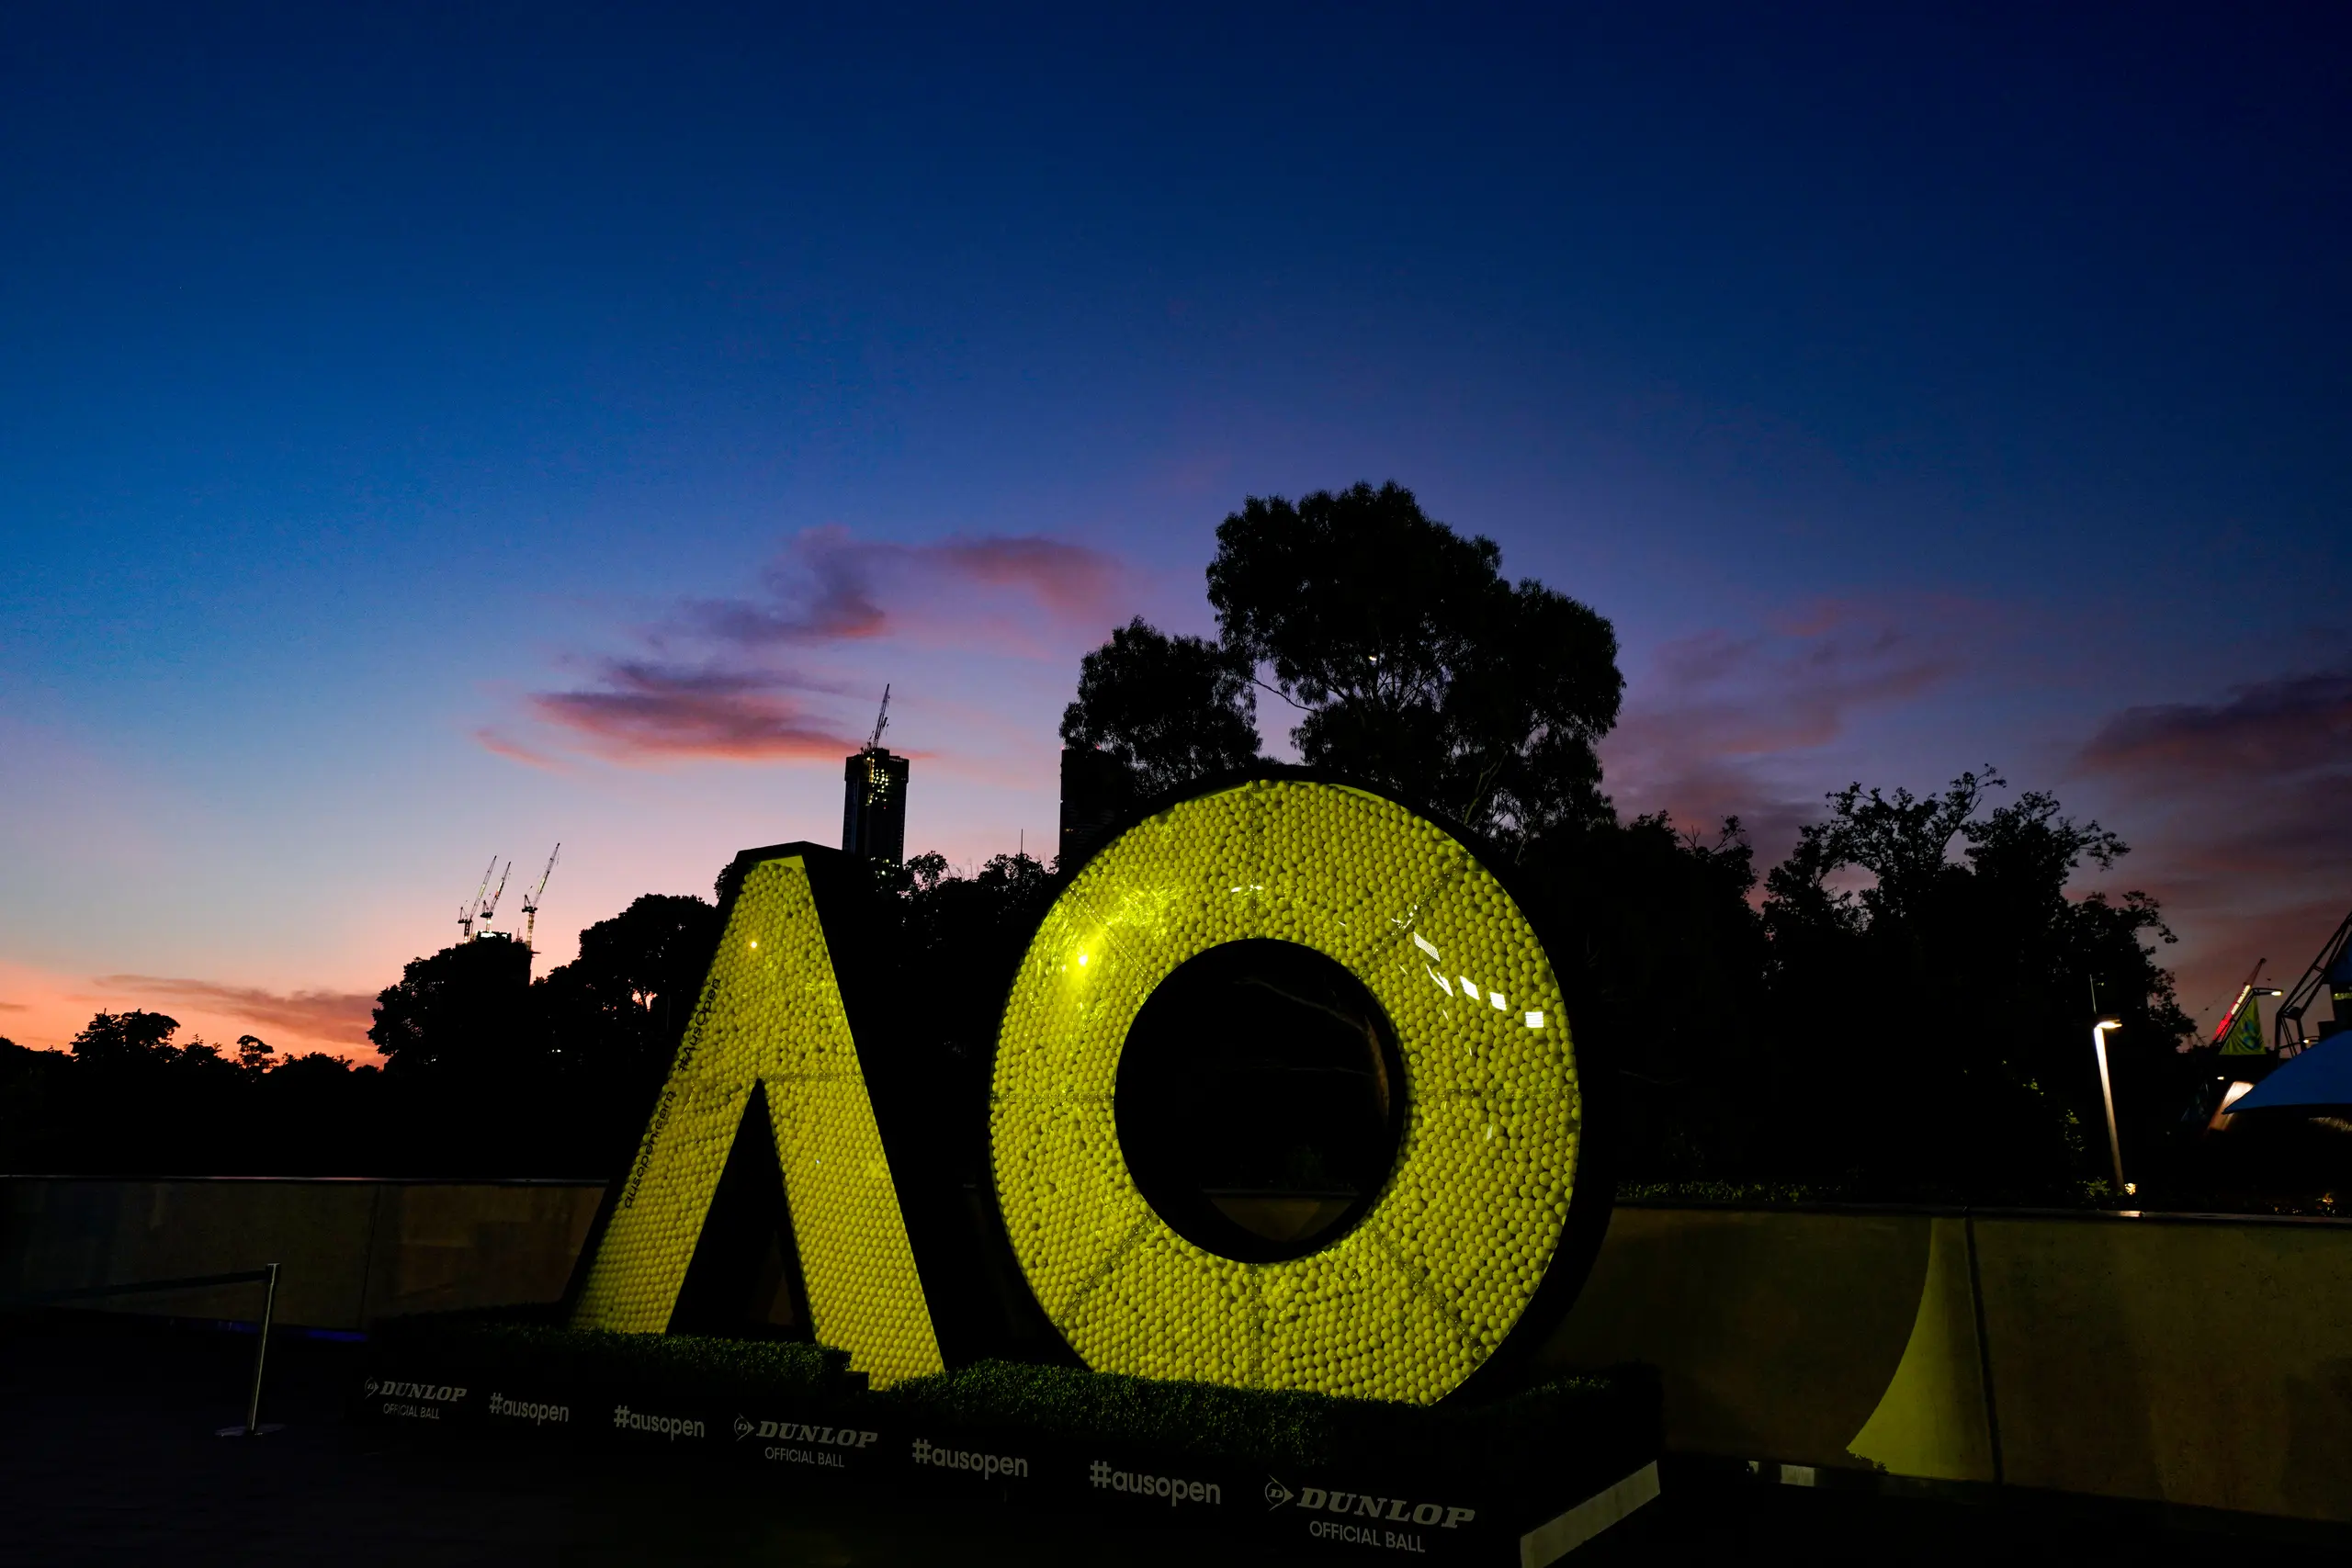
(2092, 1023, 2126, 1195)
(244, 1263, 279, 1437)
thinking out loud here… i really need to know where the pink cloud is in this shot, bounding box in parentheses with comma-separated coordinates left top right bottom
(525, 662, 859, 763)
(472, 728, 571, 772)
(89, 976, 379, 1046)
(489, 526, 1129, 768)
(1636, 626, 1947, 757)
(681, 525, 889, 646)
(2082, 666, 2352, 782)
(1600, 600, 1967, 858)
(925, 535, 1123, 616)
(0, 961, 378, 1056)
(679, 525, 1124, 649)
(2072, 660, 2352, 1022)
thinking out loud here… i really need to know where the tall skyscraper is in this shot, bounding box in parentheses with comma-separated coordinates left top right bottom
(842, 747, 910, 863)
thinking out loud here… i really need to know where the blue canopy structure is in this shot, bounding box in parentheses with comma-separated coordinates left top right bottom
(2227, 1035, 2352, 1112)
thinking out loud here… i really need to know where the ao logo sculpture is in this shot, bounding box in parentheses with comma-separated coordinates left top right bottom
(571, 773, 1607, 1404)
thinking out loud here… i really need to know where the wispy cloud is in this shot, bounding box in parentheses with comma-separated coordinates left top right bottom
(1601, 598, 1966, 856)
(471, 728, 571, 772)
(526, 661, 858, 763)
(2082, 667, 2352, 784)
(495, 526, 1127, 767)
(673, 525, 1123, 649)
(85, 976, 378, 1047)
(2075, 661, 2352, 1019)
(677, 525, 889, 646)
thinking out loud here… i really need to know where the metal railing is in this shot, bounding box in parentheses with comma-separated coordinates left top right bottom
(6, 1263, 283, 1436)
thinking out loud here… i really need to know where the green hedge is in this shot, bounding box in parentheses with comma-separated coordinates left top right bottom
(875, 1358, 1654, 1483)
(372, 1308, 1656, 1484)
(374, 1308, 855, 1402)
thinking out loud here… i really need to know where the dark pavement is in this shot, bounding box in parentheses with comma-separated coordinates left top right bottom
(0, 1316, 2335, 1567)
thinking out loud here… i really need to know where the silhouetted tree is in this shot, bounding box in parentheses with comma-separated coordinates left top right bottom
(1522, 814, 1772, 1182)
(7, 890, 718, 1178)
(369, 938, 534, 1076)
(0, 1036, 73, 1170)
(531, 892, 723, 1166)
(1759, 770, 2192, 1197)
(1207, 481, 1622, 845)
(70, 1010, 186, 1069)
(894, 851, 1057, 1061)
(535, 894, 720, 1072)
(562, 893, 722, 1051)
(1060, 617, 1260, 798)
(869, 850, 1061, 1246)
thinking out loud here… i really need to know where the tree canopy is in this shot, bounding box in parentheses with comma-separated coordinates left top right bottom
(1207, 481, 1623, 843)
(1758, 770, 2193, 1195)
(368, 936, 535, 1075)
(6, 1010, 369, 1173)
(1058, 617, 1260, 797)
(534, 892, 724, 1084)
(71, 1009, 185, 1066)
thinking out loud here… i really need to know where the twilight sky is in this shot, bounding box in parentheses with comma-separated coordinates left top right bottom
(3, 6, 2346, 1056)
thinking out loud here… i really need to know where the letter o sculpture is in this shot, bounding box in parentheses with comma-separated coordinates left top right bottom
(990, 775, 1591, 1404)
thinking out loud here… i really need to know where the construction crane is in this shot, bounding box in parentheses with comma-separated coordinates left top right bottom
(476, 860, 514, 937)
(2206, 958, 2270, 1049)
(866, 683, 891, 754)
(458, 856, 497, 942)
(521, 843, 560, 960)
(2276, 903, 2352, 1055)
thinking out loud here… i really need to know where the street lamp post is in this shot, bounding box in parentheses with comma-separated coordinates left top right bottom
(2091, 1019, 2126, 1197)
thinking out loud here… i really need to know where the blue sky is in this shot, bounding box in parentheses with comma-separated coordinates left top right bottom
(3, 5, 2346, 1052)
